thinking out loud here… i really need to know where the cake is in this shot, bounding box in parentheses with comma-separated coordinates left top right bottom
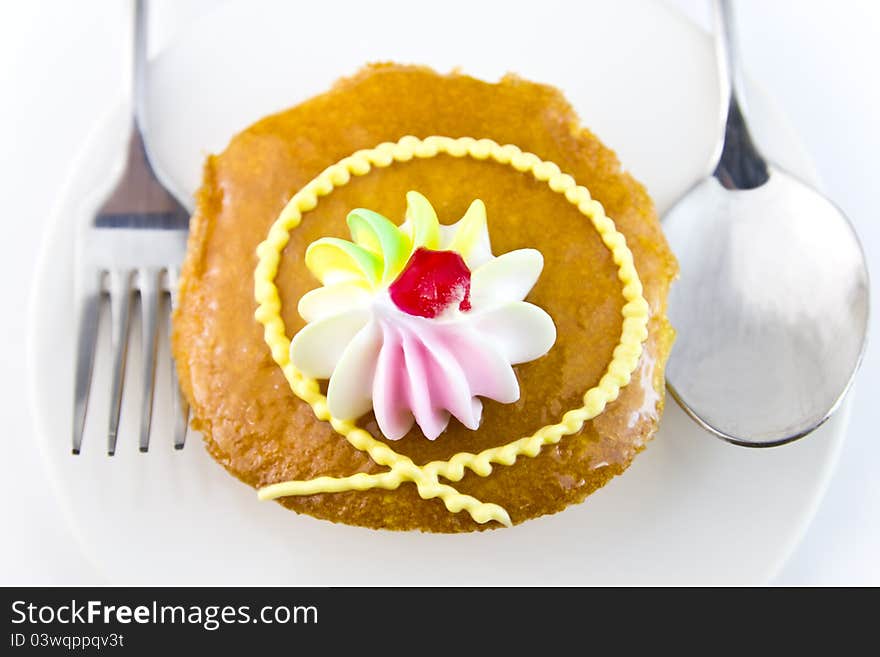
(172, 64, 677, 532)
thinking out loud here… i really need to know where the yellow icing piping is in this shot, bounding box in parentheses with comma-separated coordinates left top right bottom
(253, 135, 650, 527)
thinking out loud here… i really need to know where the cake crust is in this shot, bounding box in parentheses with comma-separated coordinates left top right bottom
(172, 64, 677, 532)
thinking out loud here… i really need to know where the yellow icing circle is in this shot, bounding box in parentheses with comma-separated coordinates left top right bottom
(253, 135, 650, 527)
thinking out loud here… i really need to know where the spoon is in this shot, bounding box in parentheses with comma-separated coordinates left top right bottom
(662, 0, 870, 447)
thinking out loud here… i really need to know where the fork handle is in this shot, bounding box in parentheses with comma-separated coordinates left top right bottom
(100, 1, 180, 216)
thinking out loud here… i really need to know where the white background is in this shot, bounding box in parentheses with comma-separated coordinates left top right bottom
(0, 0, 877, 585)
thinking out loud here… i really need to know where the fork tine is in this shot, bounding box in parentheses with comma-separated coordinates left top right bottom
(171, 349, 190, 450)
(138, 268, 161, 453)
(72, 270, 103, 455)
(167, 267, 189, 449)
(171, 341, 189, 450)
(107, 269, 134, 455)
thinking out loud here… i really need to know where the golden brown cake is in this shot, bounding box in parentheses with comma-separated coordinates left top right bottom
(172, 63, 677, 532)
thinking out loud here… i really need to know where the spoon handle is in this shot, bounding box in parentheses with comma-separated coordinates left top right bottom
(711, 0, 769, 189)
(133, 0, 148, 135)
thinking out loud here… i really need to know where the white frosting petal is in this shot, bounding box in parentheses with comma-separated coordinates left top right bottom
(297, 282, 372, 323)
(289, 308, 370, 379)
(326, 319, 382, 420)
(469, 249, 544, 310)
(471, 302, 557, 365)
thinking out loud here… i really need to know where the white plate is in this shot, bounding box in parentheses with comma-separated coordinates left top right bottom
(28, 0, 848, 585)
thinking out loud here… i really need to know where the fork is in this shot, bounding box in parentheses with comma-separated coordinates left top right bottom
(72, 0, 190, 455)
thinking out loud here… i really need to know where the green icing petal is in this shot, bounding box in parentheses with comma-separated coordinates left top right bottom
(405, 191, 441, 251)
(346, 210, 384, 254)
(346, 209, 411, 283)
(305, 237, 383, 288)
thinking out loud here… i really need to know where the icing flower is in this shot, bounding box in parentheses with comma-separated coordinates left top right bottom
(289, 191, 556, 440)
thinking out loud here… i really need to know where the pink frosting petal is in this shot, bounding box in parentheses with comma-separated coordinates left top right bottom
(416, 324, 485, 430)
(372, 322, 415, 440)
(428, 357, 482, 432)
(367, 315, 522, 440)
(399, 331, 452, 440)
(428, 322, 520, 404)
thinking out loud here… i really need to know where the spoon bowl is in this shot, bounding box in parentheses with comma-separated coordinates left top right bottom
(664, 165, 869, 446)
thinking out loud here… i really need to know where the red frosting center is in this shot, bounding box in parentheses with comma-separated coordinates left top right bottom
(389, 248, 472, 318)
